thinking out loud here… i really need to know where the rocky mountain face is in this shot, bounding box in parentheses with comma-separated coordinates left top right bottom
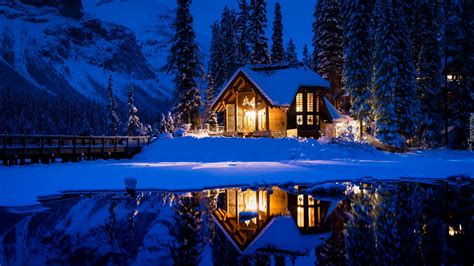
(0, 0, 201, 134)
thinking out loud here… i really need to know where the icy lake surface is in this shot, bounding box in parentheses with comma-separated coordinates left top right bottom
(0, 179, 472, 265)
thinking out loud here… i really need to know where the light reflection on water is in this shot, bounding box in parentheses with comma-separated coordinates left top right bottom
(0, 177, 472, 265)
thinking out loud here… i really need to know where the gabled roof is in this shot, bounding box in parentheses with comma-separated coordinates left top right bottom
(212, 63, 330, 109)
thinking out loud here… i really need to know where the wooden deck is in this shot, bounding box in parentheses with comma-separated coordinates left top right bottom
(1, 134, 151, 166)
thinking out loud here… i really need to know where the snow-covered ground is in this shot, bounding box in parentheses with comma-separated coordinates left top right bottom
(0, 137, 472, 207)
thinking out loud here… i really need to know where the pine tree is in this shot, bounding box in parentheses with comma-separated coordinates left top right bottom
(126, 84, 140, 136)
(285, 38, 298, 63)
(167, 111, 175, 134)
(204, 74, 218, 129)
(342, 0, 373, 140)
(312, 0, 344, 102)
(167, 0, 202, 128)
(160, 113, 167, 134)
(106, 75, 119, 136)
(372, 0, 405, 149)
(208, 21, 221, 85)
(249, 0, 271, 64)
(417, 1, 443, 147)
(393, 1, 421, 142)
(219, 7, 238, 83)
(302, 44, 311, 66)
(236, 0, 251, 66)
(271, 2, 285, 64)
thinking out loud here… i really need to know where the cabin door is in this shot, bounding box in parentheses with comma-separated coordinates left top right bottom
(243, 111, 256, 132)
(226, 104, 235, 131)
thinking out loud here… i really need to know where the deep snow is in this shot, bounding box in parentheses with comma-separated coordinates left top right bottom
(0, 137, 472, 206)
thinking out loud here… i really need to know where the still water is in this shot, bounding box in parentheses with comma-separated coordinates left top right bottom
(0, 177, 472, 265)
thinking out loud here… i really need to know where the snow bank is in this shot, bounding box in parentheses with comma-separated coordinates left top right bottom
(0, 137, 472, 207)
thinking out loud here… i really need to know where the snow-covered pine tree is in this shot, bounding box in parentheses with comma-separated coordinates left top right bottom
(106, 75, 119, 136)
(249, 0, 271, 64)
(393, 1, 421, 142)
(342, 0, 373, 140)
(219, 7, 238, 83)
(417, 1, 443, 147)
(204, 74, 218, 129)
(167, 111, 175, 134)
(236, 0, 251, 66)
(126, 84, 140, 136)
(372, 0, 405, 149)
(167, 0, 202, 129)
(302, 44, 311, 66)
(448, 0, 473, 149)
(285, 38, 298, 63)
(160, 113, 167, 134)
(208, 21, 221, 86)
(271, 2, 285, 64)
(312, 0, 344, 103)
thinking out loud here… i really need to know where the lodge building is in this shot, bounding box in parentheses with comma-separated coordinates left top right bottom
(211, 63, 341, 138)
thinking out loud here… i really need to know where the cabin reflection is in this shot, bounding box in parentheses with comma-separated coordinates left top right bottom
(213, 186, 333, 252)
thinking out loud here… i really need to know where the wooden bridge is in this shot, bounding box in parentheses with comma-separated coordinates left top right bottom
(1, 135, 152, 166)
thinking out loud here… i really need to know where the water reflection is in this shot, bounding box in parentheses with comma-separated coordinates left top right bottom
(0, 178, 472, 265)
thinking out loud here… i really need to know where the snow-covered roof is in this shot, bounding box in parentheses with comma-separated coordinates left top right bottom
(323, 96, 342, 121)
(243, 216, 329, 255)
(212, 63, 330, 108)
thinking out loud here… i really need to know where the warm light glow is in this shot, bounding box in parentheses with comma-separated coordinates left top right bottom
(307, 92, 314, 112)
(447, 74, 454, 81)
(297, 206, 304, 227)
(296, 93, 303, 112)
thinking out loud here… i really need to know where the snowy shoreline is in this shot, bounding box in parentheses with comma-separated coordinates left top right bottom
(0, 137, 472, 207)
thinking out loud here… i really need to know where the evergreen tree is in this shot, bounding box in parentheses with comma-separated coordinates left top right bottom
(302, 44, 311, 66)
(393, 1, 421, 142)
(167, 111, 175, 134)
(372, 0, 405, 148)
(342, 0, 373, 140)
(249, 0, 271, 64)
(285, 38, 298, 63)
(208, 21, 221, 86)
(219, 7, 238, 83)
(160, 113, 167, 134)
(417, 1, 443, 147)
(106, 75, 119, 136)
(312, 0, 344, 102)
(126, 84, 140, 136)
(204, 74, 218, 129)
(167, 0, 202, 128)
(271, 2, 285, 63)
(236, 0, 251, 66)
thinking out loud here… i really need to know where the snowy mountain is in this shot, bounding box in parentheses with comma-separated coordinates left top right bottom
(0, 0, 209, 134)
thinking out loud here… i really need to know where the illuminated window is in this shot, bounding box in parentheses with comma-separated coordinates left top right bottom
(297, 115, 303, 125)
(307, 115, 314, 125)
(309, 207, 315, 227)
(316, 95, 320, 112)
(316, 115, 319, 125)
(297, 207, 305, 227)
(308, 195, 314, 206)
(307, 93, 313, 112)
(296, 93, 303, 112)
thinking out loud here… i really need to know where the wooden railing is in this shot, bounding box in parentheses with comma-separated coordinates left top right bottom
(1, 134, 152, 166)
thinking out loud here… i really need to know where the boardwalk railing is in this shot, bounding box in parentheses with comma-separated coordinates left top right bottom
(1, 135, 152, 166)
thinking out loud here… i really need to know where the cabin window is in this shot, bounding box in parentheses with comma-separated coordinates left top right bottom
(316, 95, 320, 112)
(316, 115, 320, 125)
(296, 93, 303, 112)
(297, 194, 304, 227)
(307, 93, 314, 112)
(297, 115, 303, 125)
(307, 115, 314, 125)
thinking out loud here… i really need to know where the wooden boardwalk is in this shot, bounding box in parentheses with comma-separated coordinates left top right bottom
(1, 135, 151, 166)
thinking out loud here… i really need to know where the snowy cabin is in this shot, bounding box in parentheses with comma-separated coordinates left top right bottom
(211, 63, 341, 138)
(213, 187, 338, 256)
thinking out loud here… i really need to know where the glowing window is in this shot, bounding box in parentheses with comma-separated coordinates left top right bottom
(308, 195, 314, 206)
(307, 115, 314, 125)
(297, 194, 304, 206)
(296, 115, 303, 125)
(296, 93, 303, 112)
(309, 207, 315, 227)
(316, 95, 320, 112)
(297, 207, 304, 227)
(316, 115, 320, 125)
(307, 93, 313, 112)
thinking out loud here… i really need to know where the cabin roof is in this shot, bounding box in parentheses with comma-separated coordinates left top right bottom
(323, 96, 342, 121)
(212, 63, 330, 108)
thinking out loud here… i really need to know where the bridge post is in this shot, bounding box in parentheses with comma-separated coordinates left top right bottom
(88, 136, 92, 159)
